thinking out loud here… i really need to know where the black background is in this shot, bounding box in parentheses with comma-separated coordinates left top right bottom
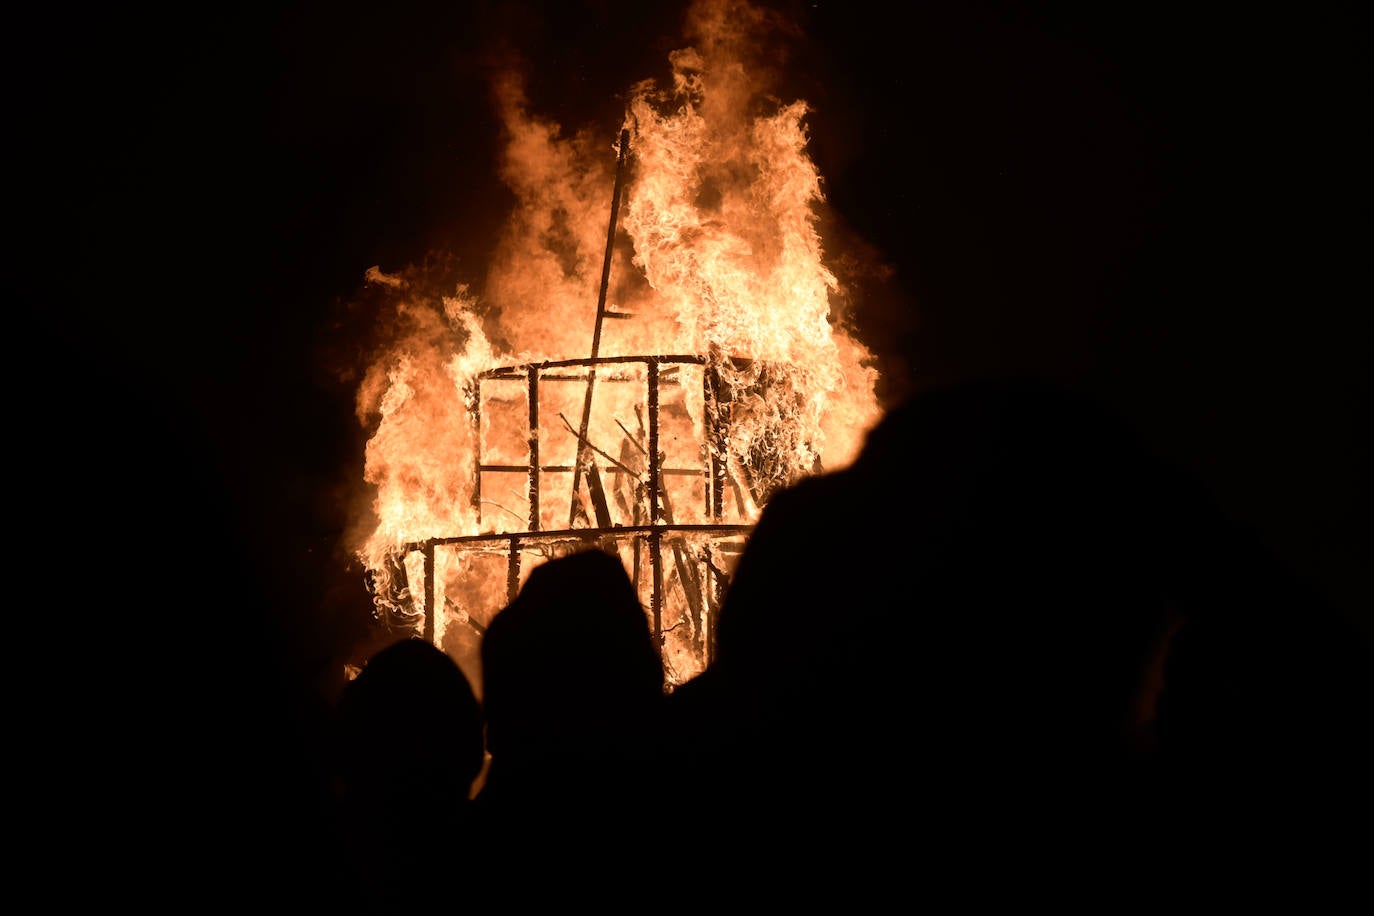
(49, 0, 1367, 855)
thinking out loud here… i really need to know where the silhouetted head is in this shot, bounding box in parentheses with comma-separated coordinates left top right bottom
(336, 636, 485, 805)
(480, 548, 664, 764)
(714, 377, 1195, 761)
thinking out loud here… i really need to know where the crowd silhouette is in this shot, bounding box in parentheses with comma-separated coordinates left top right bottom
(324, 377, 1372, 903)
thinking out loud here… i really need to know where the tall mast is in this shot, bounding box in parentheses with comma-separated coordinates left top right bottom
(568, 128, 631, 526)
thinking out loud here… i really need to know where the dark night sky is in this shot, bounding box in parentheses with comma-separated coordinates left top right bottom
(58, 1, 1368, 704)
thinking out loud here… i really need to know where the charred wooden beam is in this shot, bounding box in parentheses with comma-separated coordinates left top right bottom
(442, 597, 487, 637)
(648, 359, 662, 523)
(421, 523, 753, 549)
(585, 461, 614, 529)
(669, 538, 705, 641)
(480, 353, 711, 380)
(649, 529, 664, 646)
(506, 538, 522, 603)
(615, 418, 647, 454)
(705, 366, 725, 519)
(467, 380, 482, 524)
(569, 129, 632, 526)
(527, 365, 541, 531)
(557, 413, 641, 478)
(613, 436, 642, 519)
(422, 541, 436, 644)
(478, 463, 701, 476)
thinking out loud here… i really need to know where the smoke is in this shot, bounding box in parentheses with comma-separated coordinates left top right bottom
(341, 0, 891, 631)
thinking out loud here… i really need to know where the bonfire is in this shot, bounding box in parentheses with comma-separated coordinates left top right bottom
(351, 0, 884, 690)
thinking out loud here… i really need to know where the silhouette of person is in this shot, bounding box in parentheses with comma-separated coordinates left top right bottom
(473, 546, 667, 886)
(666, 375, 1373, 873)
(332, 636, 486, 912)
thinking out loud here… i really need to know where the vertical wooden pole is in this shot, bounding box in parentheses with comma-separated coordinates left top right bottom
(569, 129, 632, 526)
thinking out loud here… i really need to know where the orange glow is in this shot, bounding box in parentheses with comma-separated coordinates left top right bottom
(351, 0, 883, 690)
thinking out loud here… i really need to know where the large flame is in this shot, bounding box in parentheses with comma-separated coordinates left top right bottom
(351, 0, 883, 687)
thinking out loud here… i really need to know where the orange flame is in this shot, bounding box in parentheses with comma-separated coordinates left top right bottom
(352, 0, 883, 687)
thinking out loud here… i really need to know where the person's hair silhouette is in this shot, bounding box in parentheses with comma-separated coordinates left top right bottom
(474, 546, 667, 880)
(334, 636, 485, 910)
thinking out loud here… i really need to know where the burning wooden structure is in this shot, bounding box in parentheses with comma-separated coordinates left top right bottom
(368, 131, 813, 685)
(398, 352, 774, 684)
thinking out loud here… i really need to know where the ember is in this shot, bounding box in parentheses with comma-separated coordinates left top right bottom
(352, 0, 883, 689)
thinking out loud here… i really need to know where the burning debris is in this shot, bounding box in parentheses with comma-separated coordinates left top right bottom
(352, 0, 884, 689)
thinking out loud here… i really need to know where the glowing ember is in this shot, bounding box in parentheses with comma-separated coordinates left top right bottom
(351, 0, 883, 689)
